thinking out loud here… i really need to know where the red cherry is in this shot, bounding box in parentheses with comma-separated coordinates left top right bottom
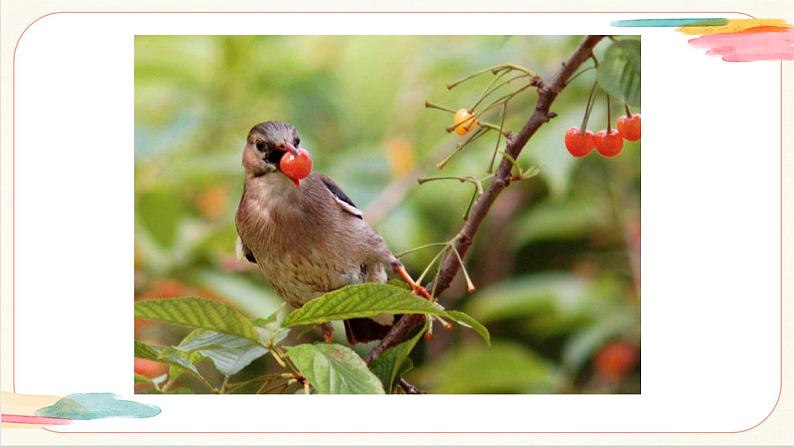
(594, 129, 624, 157)
(594, 341, 638, 380)
(617, 114, 641, 141)
(564, 127, 594, 158)
(134, 358, 168, 379)
(279, 148, 313, 186)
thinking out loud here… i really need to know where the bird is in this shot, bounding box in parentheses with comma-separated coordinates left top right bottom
(235, 120, 430, 344)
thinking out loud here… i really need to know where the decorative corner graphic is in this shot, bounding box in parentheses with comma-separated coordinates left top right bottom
(1, 392, 160, 429)
(612, 18, 794, 62)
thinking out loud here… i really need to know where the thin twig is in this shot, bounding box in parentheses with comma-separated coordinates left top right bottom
(398, 378, 425, 394)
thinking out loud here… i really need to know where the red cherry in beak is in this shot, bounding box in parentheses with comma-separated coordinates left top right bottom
(280, 147, 313, 186)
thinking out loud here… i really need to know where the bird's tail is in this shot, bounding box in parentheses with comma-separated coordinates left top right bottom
(343, 317, 395, 344)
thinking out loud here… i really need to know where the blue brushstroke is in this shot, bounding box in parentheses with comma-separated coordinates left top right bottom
(611, 18, 728, 27)
(34, 393, 161, 420)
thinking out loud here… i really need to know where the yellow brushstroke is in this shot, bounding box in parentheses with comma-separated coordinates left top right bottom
(678, 18, 792, 35)
(1, 392, 64, 429)
(1, 392, 62, 416)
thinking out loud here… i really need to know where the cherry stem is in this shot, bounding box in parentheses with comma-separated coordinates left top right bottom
(566, 65, 595, 85)
(580, 81, 599, 132)
(470, 70, 511, 111)
(624, 103, 632, 117)
(436, 127, 489, 169)
(396, 242, 449, 258)
(487, 102, 508, 174)
(447, 64, 535, 90)
(449, 243, 476, 293)
(477, 82, 533, 116)
(425, 100, 457, 114)
(416, 246, 449, 288)
(476, 121, 510, 136)
(472, 72, 531, 112)
(446, 113, 478, 133)
(606, 94, 612, 133)
(462, 187, 478, 221)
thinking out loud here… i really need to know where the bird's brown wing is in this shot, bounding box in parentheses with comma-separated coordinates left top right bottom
(317, 174, 400, 344)
(318, 174, 363, 219)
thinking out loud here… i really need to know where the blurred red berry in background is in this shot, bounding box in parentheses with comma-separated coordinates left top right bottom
(594, 340, 638, 380)
(134, 358, 168, 379)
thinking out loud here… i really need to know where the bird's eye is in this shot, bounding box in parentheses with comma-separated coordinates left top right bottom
(255, 140, 267, 152)
(293, 137, 300, 147)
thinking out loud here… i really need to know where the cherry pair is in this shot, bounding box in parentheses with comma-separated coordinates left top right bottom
(565, 114, 641, 158)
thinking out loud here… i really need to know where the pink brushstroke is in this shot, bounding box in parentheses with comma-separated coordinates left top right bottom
(688, 29, 794, 62)
(2, 413, 72, 425)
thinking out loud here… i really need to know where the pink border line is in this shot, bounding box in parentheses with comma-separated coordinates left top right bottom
(10, 10, 782, 436)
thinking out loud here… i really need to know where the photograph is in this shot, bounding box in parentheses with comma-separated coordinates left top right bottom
(133, 34, 641, 395)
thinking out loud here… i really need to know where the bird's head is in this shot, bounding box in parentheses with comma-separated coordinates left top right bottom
(242, 120, 301, 178)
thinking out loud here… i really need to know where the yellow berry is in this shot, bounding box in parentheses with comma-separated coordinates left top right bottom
(453, 109, 478, 136)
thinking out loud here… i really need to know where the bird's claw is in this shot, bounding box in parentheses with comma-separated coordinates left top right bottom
(410, 283, 432, 300)
(394, 264, 432, 301)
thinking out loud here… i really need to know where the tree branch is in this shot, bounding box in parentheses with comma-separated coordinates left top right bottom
(365, 35, 605, 365)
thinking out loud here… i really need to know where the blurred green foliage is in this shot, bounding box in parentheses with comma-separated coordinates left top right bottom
(135, 35, 640, 394)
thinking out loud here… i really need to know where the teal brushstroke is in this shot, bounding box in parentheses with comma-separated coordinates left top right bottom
(611, 18, 729, 27)
(34, 393, 161, 420)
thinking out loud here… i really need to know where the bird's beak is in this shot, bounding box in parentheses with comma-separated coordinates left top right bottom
(283, 142, 299, 155)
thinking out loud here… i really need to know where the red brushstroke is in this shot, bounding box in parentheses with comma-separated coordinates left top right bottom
(2, 414, 72, 425)
(689, 29, 794, 62)
(739, 26, 791, 33)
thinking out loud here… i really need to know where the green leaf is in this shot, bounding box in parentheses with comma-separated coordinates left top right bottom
(134, 339, 163, 360)
(225, 374, 283, 394)
(370, 329, 425, 392)
(445, 310, 490, 345)
(282, 284, 446, 327)
(135, 297, 259, 341)
(134, 373, 153, 384)
(386, 279, 411, 290)
(397, 358, 414, 378)
(137, 188, 184, 248)
(252, 308, 282, 327)
(159, 347, 203, 377)
(284, 284, 490, 344)
(176, 329, 269, 376)
(287, 343, 385, 394)
(134, 340, 207, 386)
(419, 340, 560, 394)
(597, 40, 641, 106)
